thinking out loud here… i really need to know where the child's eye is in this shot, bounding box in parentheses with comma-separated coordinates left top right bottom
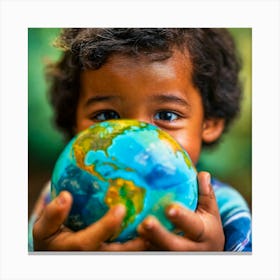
(92, 110, 120, 121)
(154, 111, 180, 122)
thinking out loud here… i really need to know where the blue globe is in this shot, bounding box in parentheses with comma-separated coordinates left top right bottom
(51, 120, 198, 242)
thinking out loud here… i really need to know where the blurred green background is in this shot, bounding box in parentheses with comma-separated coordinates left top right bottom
(28, 28, 252, 217)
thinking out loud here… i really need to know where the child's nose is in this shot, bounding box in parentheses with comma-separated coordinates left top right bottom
(122, 106, 151, 125)
(132, 116, 152, 125)
(125, 113, 152, 126)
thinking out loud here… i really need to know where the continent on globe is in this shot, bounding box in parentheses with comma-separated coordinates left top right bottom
(51, 119, 198, 242)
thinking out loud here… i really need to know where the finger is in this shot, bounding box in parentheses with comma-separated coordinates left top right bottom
(137, 216, 194, 251)
(40, 204, 127, 251)
(100, 237, 150, 251)
(196, 172, 219, 216)
(72, 204, 127, 250)
(165, 203, 204, 241)
(33, 191, 73, 240)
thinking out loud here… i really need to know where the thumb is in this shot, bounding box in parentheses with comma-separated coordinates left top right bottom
(33, 191, 73, 240)
(196, 172, 219, 216)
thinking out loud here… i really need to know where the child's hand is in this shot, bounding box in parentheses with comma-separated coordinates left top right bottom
(33, 191, 148, 251)
(137, 172, 225, 251)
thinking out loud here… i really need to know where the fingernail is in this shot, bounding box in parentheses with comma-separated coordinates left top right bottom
(113, 204, 126, 217)
(144, 222, 152, 230)
(200, 173, 211, 195)
(167, 207, 177, 218)
(143, 217, 154, 230)
(57, 192, 66, 206)
(206, 173, 211, 185)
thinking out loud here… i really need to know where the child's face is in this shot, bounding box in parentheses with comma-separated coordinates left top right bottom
(75, 50, 224, 165)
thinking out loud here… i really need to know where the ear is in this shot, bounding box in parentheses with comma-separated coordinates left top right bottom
(202, 118, 225, 144)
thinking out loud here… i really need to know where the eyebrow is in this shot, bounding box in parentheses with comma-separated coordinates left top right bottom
(151, 94, 190, 107)
(83, 93, 190, 108)
(84, 95, 120, 107)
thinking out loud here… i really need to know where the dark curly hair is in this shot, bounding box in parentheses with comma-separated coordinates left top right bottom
(46, 28, 242, 144)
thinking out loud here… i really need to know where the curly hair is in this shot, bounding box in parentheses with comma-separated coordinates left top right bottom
(46, 28, 242, 144)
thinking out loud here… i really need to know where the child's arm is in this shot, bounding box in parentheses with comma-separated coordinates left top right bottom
(32, 191, 148, 251)
(137, 172, 225, 251)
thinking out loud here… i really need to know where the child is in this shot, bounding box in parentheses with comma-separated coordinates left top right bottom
(28, 28, 252, 251)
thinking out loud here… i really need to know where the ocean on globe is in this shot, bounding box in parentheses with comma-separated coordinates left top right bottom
(51, 119, 198, 242)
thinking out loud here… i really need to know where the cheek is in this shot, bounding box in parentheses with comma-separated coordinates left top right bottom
(172, 132, 202, 165)
(75, 103, 95, 133)
(75, 116, 94, 134)
(186, 144, 201, 165)
(80, 121, 94, 132)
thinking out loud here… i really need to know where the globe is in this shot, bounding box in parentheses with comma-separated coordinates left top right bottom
(51, 119, 198, 242)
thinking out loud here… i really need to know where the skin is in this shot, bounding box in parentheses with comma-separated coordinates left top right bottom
(33, 50, 225, 251)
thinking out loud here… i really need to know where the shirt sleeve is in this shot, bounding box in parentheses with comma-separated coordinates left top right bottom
(212, 179, 252, 252)
(28, 182, 52, 252)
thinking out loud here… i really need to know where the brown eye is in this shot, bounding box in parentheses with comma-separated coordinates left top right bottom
(154, 111, 179, 122)
(93, 110, 120, 121)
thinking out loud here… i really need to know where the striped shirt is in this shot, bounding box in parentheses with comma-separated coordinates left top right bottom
(211, 178, 252, 251)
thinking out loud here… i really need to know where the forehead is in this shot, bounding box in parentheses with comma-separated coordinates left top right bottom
(81, 49, 193, 88)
